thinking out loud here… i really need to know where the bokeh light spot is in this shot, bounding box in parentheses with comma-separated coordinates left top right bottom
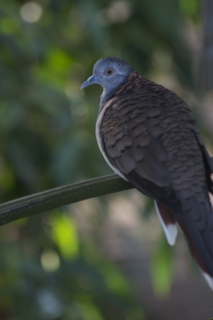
(40, 249, 60, 272)
(20, 2, 43, 23)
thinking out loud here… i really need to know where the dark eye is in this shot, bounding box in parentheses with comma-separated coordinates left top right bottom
(105, 68, 114, 75)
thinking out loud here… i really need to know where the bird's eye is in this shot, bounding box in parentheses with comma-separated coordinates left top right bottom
(105, 68, 114, 75)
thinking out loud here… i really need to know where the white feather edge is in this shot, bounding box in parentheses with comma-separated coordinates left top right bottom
(154, 200, 178, 246)
(202, 272, 213, 291)
(95, 100, 127, 181)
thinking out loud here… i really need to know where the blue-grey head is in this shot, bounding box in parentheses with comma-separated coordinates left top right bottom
(81, 57, 134, 107)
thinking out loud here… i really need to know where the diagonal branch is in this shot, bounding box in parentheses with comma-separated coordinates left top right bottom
(1, 154, 213, 227)
(0, 174, 133, 226)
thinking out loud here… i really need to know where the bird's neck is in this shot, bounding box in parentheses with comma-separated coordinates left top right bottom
(99, 72, 140, 110)
(100, 89, 115, 110)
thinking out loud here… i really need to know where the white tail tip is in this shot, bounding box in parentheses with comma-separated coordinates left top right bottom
(202, 272, 213, 291)
(154, 200, 178, 246)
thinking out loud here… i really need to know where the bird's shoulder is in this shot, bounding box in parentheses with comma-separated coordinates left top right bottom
(102, 72, 191, 117)
(100, 71, 195, 139)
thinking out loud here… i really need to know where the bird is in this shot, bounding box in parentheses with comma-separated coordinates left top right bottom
(81, 57, 213, 290)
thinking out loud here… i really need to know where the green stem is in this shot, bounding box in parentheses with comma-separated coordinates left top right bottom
(0, 174, 133, 226)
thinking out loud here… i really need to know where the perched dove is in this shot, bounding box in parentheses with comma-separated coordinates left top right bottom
(81, 57, 213, 290)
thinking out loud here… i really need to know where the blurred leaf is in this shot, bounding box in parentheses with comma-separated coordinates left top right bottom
(51, 212, 79, 259)
(0, 161, 15, 192)
(179, 0, 199, 18)
(151, 236, 174, 296)
(100, 263, 130, 296)
(76, 294, 104, 320)
(37, 48, 73, 87)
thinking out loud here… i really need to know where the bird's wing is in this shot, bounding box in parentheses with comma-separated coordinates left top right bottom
(97, 90, 181, 244)
(99, 91, 182, 211)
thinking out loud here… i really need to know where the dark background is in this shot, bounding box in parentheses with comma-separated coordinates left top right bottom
(0, 0, 213, 319)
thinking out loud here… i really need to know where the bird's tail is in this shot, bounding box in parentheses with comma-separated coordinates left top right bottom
(176, 196, 213, 290)
(155, 196, 213, 290)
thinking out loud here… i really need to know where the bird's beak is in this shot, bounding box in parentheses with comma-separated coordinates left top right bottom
(81, 75, 100, 89)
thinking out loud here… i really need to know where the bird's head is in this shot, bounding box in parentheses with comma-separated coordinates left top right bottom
(81, 57, 134, 105)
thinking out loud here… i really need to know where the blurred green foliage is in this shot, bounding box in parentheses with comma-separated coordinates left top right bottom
(0, 0, 206, 319)
(151, 237, 174, 296)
